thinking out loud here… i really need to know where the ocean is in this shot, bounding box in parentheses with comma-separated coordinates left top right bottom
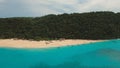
(0, 39, 120, 68)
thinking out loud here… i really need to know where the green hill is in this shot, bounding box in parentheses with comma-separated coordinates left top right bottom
(0, 11, 120, 40)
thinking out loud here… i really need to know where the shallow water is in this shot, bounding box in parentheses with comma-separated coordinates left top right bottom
(0, 39, 120, 68)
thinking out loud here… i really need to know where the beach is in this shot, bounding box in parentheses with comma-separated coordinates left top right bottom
(0, 39, 103, 48)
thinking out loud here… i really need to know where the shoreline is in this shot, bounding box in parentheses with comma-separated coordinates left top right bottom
(0, 39, 104, 48)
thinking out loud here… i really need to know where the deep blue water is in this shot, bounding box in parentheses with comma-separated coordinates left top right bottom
(0, 39, 120, 68)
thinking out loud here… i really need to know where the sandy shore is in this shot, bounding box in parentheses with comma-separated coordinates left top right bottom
(0, 39, 104, 48)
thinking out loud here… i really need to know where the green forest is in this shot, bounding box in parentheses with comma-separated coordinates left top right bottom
(0, 11, 120, 40)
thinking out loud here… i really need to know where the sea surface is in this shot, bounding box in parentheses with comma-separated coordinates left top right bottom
(0, 39, 120, 68)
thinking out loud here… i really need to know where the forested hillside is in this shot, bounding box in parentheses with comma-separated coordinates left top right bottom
(0, 11, 120, 40)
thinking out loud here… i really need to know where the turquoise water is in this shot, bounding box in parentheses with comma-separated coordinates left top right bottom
(0, 39, 120, 68)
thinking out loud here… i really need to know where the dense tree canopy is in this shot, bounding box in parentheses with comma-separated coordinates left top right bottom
(0, 11, 120, 40)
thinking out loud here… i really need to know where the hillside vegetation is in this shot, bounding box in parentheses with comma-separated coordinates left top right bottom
(0, 11, 120, 40)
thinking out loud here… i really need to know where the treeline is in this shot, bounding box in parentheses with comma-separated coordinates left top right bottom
(0, 11, 120, 40)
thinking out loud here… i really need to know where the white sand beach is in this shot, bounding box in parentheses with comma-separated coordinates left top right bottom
(0, 39, 103, 48)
